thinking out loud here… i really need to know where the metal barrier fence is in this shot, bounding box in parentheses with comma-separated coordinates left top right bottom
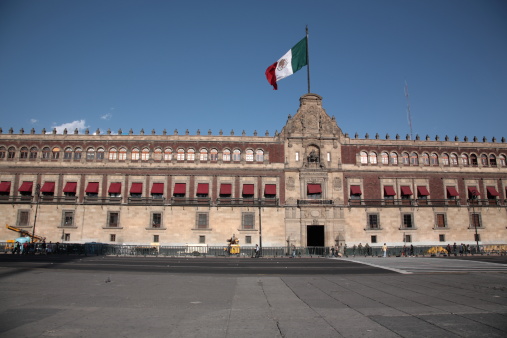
(1, 242, 505, 257)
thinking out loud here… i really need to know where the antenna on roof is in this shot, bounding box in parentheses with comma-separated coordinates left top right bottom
(404, 81, 413, 140)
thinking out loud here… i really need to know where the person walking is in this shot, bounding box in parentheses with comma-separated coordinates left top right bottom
(255, 244, 260, 258)
(382, 243, 388, 258)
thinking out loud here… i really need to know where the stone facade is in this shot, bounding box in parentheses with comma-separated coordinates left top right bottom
(1, 93, 506, 248)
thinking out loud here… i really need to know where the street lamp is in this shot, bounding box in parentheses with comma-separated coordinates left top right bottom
(471, 191, 480, 254)
(32, 183, 41, 243)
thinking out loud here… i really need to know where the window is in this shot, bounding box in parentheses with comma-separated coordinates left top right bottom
(85, 182, 99, 197)
(470, 154, 478, 166)
(108, 182, 122, 198)
(360, 151, 368, 164)
(0, 147, 5, 159)
(371, 235, 377, 244)
(62, 211, 74, 226)
(0, 181, 11, 197)
(151, 183, 164, 199)
(63, 182, 77, 197)
(152, 213, 162, 228)
(295, 152, 300, 162)
(64, 234, 71, 242)
(461, 154, 469, 166)
(400, 186, 413, 201)
(196, 183, 209, 198)
(96, 148, 104, 160)
(439, 234, 445, 242)
(307, 184, 322, 199)
(86, 148, 95, 160)
(29, 147, 38, 160)
(210, 149, 218, 161)
(489, 154, 497, 166)
(119, 147, 127, 161)
(486, 186, 499, 202)
(223, 149, 231, 162)
(421, 153, 429, 165)
(264, 184, 277, 198)
(141, 148, 150, 161)
(18, 181, 33, 197)
(187, 149, 195, 161)
(17, 210, 30, 226)
(41, 182, 55, 197)
(74, 147, 82, 160)
(481, 154, 488, 166)
(350, 185, 362, 202)
(245, 236, 252, 244)
(107, 212, 120, 227)
(381, 152, 389, 164)
(450, 153, 458, 166)
(110, 234, 116, 242)
(242, 184, 255, 198)
(200, 149, 208, 161)
(199, 235, 206, 244)
(401, 152, 409, 165)
(130, 183, 143, 198)
(470, 213, 481, 228)
(390, 152, 398, 165)
(367, 213, 379, 229)
(8, 147, 16, 159)
(219, 183, 232, 198)
(442, 153, 449, 166)
(383, 186, 396, 204)
(242, 212, 255, 230)
(196, 212, 209, 229)
(402, 214, 414, 228)
(64, 147, 73, 160)
(131, 148, 140, 161)
(499, 155, 506, 166)
(153, 148, 162, 161)
(42, 147, 50, 160)
(369, 152, 377, 164)
(173, 183, 186, 197)
(404, 234, 412, 243)
(108, 147, 118, 161)
(233, 149, 241, 161)
(436, 213, 446, 228)
(177, 148, 185, 161)
(430, 153, 438, 165)
(20, 147, 28, 159)
(164, 148, 173, 161)
(410, 152, 418, 165)
(153, 235, 159, 243)
(417, 186, 430, 200)
(256, 149, 264, 162)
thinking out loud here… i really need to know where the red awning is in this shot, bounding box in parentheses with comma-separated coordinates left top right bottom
(151, 183, 164, 194)
(196, 183, 209, 195)
(487, 186, 499, 197)
(400, 186, 413, 196)
(18, 181, 33, 192)
(0, 181, 11, 193)
(108, 182, 122, 194)
(350, 185, 362, 195)
(173, 183, 186, 195)
(243, 184, 255, 195)
(220, 184, 232, 195)
(264, 184, 277, 195)
(63, 182, 77, 193)
(40, 182, 55, 193)
(447, 186, 459, 197)
(417, 186, 430, 196)
(384, 186, 396, 196)
(85, 182, 99, 193)
(307, 184, 322, 194)
(130, 183, 143, 194)
(468, 186, 480, 197)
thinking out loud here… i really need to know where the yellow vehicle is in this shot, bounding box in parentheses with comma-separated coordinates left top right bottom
(226, 235, 240, 255)
(5, 224, 46, 243)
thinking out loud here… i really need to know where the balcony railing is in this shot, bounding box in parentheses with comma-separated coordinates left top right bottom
(297, 199, 333, 206)
(348, 199, 465, 207)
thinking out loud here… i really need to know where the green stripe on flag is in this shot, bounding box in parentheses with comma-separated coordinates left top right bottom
(290, 37, 307, 74)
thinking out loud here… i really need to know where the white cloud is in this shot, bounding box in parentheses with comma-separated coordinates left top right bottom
(101, 113, 112, 120)
(30, 119, 38, 124)
(52, 120, 88, 134)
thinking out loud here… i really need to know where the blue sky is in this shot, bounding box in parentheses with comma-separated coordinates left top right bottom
(1, 0, 506, 140)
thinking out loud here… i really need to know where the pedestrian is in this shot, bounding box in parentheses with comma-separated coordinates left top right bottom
(358, 243, 363, 255)
(13, 241, 20, 254)
(291, 244, 296, 258)
(453, 242, 457, 256)
(403, 244, 407, 257)
(364, 243, 370, 256)
(410, 244, 414, 256)
(382, 243, 387, 257)
(330, 246, 335, 257)
(446, 244, 451, 256)
(255, 244, 260, 258)
(352, 244, 356, 256)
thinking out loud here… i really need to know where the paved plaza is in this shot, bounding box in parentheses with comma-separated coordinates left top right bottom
(0, 255, 506, 337)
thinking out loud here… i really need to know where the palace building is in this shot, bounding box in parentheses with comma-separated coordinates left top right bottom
(1, 93, 506, 249)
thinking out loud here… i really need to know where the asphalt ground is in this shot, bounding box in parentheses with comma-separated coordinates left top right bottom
(1, 255, 506, 337)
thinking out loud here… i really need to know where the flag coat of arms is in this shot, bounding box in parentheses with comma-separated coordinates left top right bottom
(265, 37, 307, 90)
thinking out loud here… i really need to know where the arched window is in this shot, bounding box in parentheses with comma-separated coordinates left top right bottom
(51, 147, 60, 160)
(450, 153, 458, 166)
(442, 153, 449, 166)
(153, 148, 162, 161)
(119, 147, 127, 161)
(141, 147, 150, 161)
(410, 152, 418, 165)
(223, 149, 231, 162)
(256, 149, 264, 162)
(489, 154, 497, 166)
(246, 149, 254, 162)
(177, 148, 185, 161)
(187, 149, 195, 161)
(369, 151, 377, 164)
(164, 148, 172, 161)
(431, 153, 438, 165)
(0, 146, 5, 159)
(200, 148, 208, 161)
(461, 154, 469, 166)
(131, 148, 140, 161)
(380, 152, 389, 164)
(390, 152, 398, 165)
(20, 147, 28, 159)
(421, 153, 429, 165)
(470, 154, 478, 166)
(499, 155, 506, 167)
(96, 148, 104, 160)
(233, 149, 241, 161)
(29, 147, 38, 160)
(8, 147, 15, 159)
(210, 148, 218, 161)
(481, 154, 488, 166)
(74, 147, 82, 160)
(108, 147, 118, 161)
(402, 152, 409, 165)
(86, 147, 95, 160)
(42, 147, 51, 160)
(64, 147, 73, 160)
(360, 151, 368, 164)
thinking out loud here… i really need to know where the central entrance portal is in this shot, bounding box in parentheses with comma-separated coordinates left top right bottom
(307, 225, 324, 247)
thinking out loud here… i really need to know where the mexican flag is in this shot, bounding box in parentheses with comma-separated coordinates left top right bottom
(265, 37, 307, 90)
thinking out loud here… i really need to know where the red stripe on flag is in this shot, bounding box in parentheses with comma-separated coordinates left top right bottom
(265, 62, 278, 90)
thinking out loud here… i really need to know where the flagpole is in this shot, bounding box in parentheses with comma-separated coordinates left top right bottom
(306, 25, 311, 93)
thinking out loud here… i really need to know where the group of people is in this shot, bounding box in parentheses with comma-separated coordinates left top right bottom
(446, 242, 473, 256)
(12, 240, 60, 255)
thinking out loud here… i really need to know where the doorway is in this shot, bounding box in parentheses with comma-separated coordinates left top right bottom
(307, 225, 324, 247)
